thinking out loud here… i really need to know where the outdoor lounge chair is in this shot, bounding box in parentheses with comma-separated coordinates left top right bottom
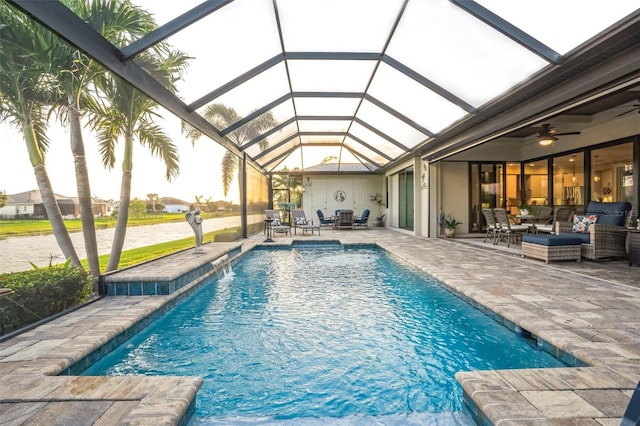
(265, 209, 290, 237)
(291, 209, 308, 234)
(353, 209, 370, 229)
(316, 210, 333, 227)
(556, 201, 632, 260)
(291, 209, 320, 235)
(494, 208, 529, 247)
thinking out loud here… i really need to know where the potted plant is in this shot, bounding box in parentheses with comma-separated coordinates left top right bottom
(518, 203, 530, 216)
(443, 214, 462, 238)
(369, 193, 386, 227)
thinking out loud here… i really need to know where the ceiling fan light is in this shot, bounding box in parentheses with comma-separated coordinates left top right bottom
(538, 135, 557, 146)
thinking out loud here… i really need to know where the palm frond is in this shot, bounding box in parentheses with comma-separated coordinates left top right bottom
(221, 151, 237, 197)
(137, 117, 180, 180)
(181, 120, 204, 145)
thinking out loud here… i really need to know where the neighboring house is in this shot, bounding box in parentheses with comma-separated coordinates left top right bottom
(161, 197, 191, 213)
(0, 190, 78, 219)
(104, 199, 117, 216)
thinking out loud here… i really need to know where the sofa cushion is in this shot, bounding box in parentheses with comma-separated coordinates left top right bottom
(523, 234, 583, 246)
(572, 214, 598, 233)
(557, 232, 590, 244)
(585, 201, 632, 226)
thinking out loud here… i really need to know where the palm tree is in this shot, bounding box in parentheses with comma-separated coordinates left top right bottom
(88, 48, 188, 272)
(43, 0, 157, 277)
(183, 104, 278, 197)
(0, 4, 81, 267)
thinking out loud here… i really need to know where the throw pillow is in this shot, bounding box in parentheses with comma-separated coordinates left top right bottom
(272, 218, 280, 226)
(572, 214, 598, 233)
(296, 217, 307, 225)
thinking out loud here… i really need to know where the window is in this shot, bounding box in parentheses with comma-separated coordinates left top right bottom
(591, 143, 633, 204)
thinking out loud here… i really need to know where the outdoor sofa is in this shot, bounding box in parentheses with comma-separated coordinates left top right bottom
(555, 201, 632, 260)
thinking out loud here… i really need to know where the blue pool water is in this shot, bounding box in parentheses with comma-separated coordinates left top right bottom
(83, 245, 565, 424)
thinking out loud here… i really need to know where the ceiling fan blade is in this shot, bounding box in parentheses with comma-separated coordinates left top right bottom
(615, 108, 639, 117)
(555, 131, 581, 136)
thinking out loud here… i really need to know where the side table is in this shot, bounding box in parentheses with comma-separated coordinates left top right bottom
(629, 230, 640, 267)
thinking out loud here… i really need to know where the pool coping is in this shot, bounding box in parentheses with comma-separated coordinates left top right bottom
(1, 231, 639, 425)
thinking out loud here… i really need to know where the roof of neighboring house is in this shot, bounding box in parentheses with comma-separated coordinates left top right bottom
(6, 190, 77, 205)
(160, 197, 190, 205)
(303, 163, 370, 173)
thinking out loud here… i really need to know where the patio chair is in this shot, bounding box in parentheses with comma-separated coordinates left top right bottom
(481, 208, 499, 243)
(535, 206, 575, 234)
(494, 208, 529, 247)
(291, 209, 308, 234)
(316, 210, 334, 227)
(353, 209, 370, 229)
(336, 209, 354, 230)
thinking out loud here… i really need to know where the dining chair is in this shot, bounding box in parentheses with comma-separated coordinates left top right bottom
(316, 210, 334, 227)
(480, 208, 499, 243)
(535, 206, 575, 234)
(493, 208, 529, 247)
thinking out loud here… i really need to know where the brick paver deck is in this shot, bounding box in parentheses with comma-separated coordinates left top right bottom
(1, 229, 638, 425)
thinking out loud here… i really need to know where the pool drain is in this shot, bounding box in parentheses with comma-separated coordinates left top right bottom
(552, 315, 592, 328)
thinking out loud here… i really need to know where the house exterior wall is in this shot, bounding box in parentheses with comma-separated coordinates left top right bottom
(164, 204, 190, 213)
(0, 203, 35, 219)
(302, 174, 384, 224)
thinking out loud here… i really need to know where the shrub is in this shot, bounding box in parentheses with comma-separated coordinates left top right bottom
(214, 229, 243, 242)
(0, 266, 93, 336)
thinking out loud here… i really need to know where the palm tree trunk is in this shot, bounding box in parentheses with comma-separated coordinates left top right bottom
(33, 165, 82, 267)
(69, 107, 100, 277)
(23, 120, 82, 267)
(106, 170, 131, 272)
(106, 132, 133, 272)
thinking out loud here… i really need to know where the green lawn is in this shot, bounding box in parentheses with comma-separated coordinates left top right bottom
(0, 211, 236, 238)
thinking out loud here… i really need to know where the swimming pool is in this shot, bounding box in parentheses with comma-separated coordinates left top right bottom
(83, 244, 566, 424)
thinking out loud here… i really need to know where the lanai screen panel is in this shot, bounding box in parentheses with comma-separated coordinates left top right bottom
(64, 0, 640, 174)
(204, 63, 291, 125)
(477, 0, 640, 55)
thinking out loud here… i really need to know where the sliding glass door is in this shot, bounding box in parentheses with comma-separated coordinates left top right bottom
(470, 163, 510, 233)
(398, 167, 414, 231)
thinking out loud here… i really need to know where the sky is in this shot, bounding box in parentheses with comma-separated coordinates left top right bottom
(0, 0, 239, 205)
(0, 116, 239, 204)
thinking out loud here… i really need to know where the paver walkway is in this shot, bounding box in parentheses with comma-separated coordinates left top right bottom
(1, 229, 638, 425)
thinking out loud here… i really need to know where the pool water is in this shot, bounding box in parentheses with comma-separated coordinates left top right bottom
(83, 245, 565, 424)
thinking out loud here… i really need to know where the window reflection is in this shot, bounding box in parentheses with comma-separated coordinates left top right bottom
(552, 153, 584, 211)
(505, 163, 520, 215)
(591, 143, 633, 204)
(524, 161, 549, 208)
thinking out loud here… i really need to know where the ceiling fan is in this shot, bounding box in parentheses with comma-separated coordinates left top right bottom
(536, 124, 581, 146)
(614, 101, 640, 117)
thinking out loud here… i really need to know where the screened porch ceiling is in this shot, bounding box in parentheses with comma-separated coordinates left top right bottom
(10, 0, 640, 174)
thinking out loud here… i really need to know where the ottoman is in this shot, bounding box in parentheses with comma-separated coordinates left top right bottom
(521, 234, 582, 263)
